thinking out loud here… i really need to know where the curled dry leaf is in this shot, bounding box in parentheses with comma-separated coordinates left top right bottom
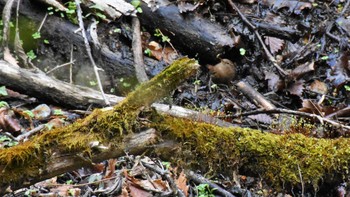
(32, 104, 51, 120)
(128, 184, 153, 197)
(290, 61, 315, 79)
(178, 1, 200, 13)
(239, 0, 257, 4)
(175, 171, 188, 196)
(326, 51, 350, 89)
(261, 0, 312, 14)
(309, 80, 328, 95)
(0, 108, 21, 133)
(265, 71, 281, 91)
(299, 100, 324, 116)
(147, 41, 178, 64)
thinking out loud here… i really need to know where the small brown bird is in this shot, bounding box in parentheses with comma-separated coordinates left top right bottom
(207, 59, 236, 84)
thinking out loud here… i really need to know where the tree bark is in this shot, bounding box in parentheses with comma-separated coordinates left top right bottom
(1, 0, 350, 194)
(139, 0, 235, 63)
(0, 57, 199, 193)
(1, 57, 350, 194)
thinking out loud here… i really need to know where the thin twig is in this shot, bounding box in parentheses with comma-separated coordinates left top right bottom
(227, 0, 288, 76)
(340, 0, 350, 16)
(132, 16, 149, 83)
(37, 13, 48, 32)
(15, 124, 45, 141)
(1, 0, 16, 51)
(69, 44, 74, 83)
(224, 108, 350, 131)
(74, 0, 110, 106)
(142, 161, 186, 197)
(46, 60, 76, 74)
(297, 164, 305, 197)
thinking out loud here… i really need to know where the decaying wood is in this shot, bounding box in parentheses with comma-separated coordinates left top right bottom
(0, 57, 199, 193)
(0, 59, 234, 127)
(139, 0, 235, 63)
(0, 0, 155, 83)
(75, 0, 110, 105)
(132, 16, 149, 83)
(0, 60, 120, 108)
(2, 0, 350, 194)
(1, 57, 350, 194)
(236, 81, 276, 110)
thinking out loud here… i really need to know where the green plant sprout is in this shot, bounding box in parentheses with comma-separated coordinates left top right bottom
(161, 161, 171, 169)
(27, 50, 37, 60)
(23, 110, 34, 118)
(321, 56, 329, 60)
(53, 109, 64, 115)
(240, 48, 246, 56)
(144, 48, 152, 56)
(154, 28, 178, 54)
(344, 85, 350, 91)
(193, 80, 201, 85)
(131, 0, 143, 13)
(210, 83, 218, 90)
(0, 101, 9, 108)
(32, 32, 41, 39)
(0, 86, 8, 96)
(65, 1, 78, 24)
(155, 29, 170, 43)
(47, 6, 54, 15)
(196, 184, 216, 197)
(113, 28, 121, 33)
(89, 81, 97, 86)
(95, 12, 107, 20)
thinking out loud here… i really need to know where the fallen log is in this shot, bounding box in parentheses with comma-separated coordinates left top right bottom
(139, 0, 235, 63)
(1, 57, 350, 195)
(0, 57, 199, 192)
(0, 0, 159, 88)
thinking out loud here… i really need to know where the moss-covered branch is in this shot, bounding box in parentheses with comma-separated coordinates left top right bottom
(0, 56, 348, 193)
(0, 57, 199, 192)
(156, 116, 350, 190)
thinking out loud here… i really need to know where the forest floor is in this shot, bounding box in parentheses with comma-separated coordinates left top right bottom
(1, 0, 350, 196)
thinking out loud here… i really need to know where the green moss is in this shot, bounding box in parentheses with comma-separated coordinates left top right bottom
(118, 57, 199, 108)
(0, 57, 199, 187)
(156, 116, 350, 190)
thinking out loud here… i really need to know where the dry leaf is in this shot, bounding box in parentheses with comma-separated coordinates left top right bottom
(287, 80, 304, 96)
(265, 71, 280, 91)
(248, 114, 273, 124)
(147, 41, 178, 64)
(175, 171, 188, 196)
(326, 51, 350, 89)
(309, 80, 328, 95)
(299, 100, 324, 116)
(178, 1, 200, 13)
(262, 0, 312, 14)
(105, 159, 117, 178)
(290, 61, 315, 79)
(0, 108, 21, 133)
(264, 36, 284, 54)
(128, 184, 153, 197)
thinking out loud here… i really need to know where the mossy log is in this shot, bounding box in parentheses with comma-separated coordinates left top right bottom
(0, 57, 199, 192)
(0, 57, 349, 194)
